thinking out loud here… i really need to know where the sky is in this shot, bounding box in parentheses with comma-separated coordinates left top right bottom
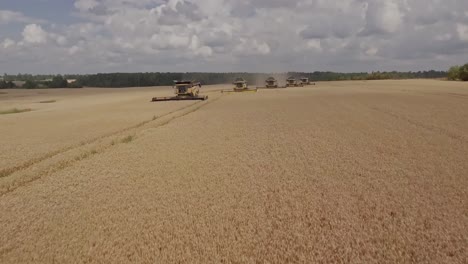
(1, 0, 468, 74)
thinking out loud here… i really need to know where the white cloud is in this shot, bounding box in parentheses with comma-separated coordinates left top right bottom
(22, 24, 48, 44)
(435, 34, 452, 41)
(457, 24, 468, 41)
(189, 35, 213, 57)
(1, 0, 468, 73)
(74, 0, 100, 11)
(234, 39, 271, 56)
(255, 41, 271, 55)
(68, 45, 81, 55)
(361, 1, 403, 35)
(365, 47, 379, 56)
(194, 46, 213, 57)
(56, 36, 68, 46)
(1, 38, 15, 49)
(0, 10, 45, 24)
(151, 33, 191, 49)
(306, 39, 322, 51)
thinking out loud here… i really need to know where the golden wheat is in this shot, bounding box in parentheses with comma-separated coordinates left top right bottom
(0, 80, 467, 263)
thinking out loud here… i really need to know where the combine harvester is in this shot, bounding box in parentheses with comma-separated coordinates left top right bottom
(286, 76, 303, 87)
(257, 77, 287, 89)
(222, 78, 258, 93)
(264, 77, 278, 88)
(152, 80, 208, 102)
(300, 77, 316, 86)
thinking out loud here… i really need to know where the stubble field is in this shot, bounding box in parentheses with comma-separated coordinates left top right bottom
(0, 80, 467, 263)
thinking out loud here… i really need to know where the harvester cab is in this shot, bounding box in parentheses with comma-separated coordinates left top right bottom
(265, 77, 278, 88)
(223, 78, 257, 93)
(257, 77, 286, 89)
(234, 78, 248, 90)
(152, 80, 208, 102)
(300, 77, 316, 86)
(174, 81, 201, 96)
(286, 77, 303, 87)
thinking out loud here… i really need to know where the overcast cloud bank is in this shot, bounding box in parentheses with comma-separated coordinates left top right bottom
(1, 0, 468, 73)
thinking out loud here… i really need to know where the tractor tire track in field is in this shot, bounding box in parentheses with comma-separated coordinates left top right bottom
(0, 117, 158, 179)
(0, 93, 224, 196)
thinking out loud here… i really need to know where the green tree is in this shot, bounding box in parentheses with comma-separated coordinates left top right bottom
(7, 81, 16, 88)
(23, 80, 38, 89)
(448, 66, 460, 80)
(67, 81, 83, 88)
(48, 75, 68, 88)
(459, 64, 468, 81)
(0, 81, 16, 89)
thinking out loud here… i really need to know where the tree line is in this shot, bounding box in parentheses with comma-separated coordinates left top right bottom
(0, 75, 82, 89)
(69, 71, 449, 87)
(2, 70, 449, 89)
(447, 64, 468, 81)
(289, 71, 447, 81)
(0, 80, 16, 89)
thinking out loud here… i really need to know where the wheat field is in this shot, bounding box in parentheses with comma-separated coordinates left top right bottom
(0, 80, 467, 263)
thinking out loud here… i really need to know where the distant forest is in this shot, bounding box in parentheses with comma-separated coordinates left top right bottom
(1, 71, 448, 88)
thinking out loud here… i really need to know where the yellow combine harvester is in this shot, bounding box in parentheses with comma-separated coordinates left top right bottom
(257, 77, 286, 89)
(222, 78, 257, 93)
(286, 76, 303, 87)
(300, 77, 316, 86)
(152, 80, 208, 102)
(265, 77, 278, 88)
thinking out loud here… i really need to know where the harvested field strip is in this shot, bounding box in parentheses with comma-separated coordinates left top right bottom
(0, 108, 32, 115)
(0, 93, 222, 195)
(0, 98, 206, 179)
